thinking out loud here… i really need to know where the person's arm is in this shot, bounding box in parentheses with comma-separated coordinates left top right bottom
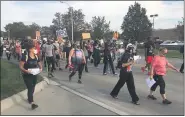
(19, 56, 30, 74)
(122, 54, 134, 67)
(167, 61, 179, 72)
(81, 49, 86, 64)
(68, 48, 74, 64)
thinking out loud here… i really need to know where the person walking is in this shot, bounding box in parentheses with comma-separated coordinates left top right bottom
(148, 47, 179, 104)
(110, 44, 140, 105)
(83, 42, 89, 72)
(92, 43, 101, 68)
(53, 40, 62, 71)
(141, 37, 155, 75)
(180, 45, 184, 73)
(63, 41, 72, 70)
(68, 42, 86, 84)
(44, 39, 55, 78)
(15, 40, 21, 61)
(103, 42, 117, 75)
(19, 40, 42, 110)
(5, 41, 12, 60)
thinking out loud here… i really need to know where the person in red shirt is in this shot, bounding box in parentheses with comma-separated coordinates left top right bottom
(148, 47, 179, 104)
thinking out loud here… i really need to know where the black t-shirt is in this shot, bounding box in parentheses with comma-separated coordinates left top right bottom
(21, 54, 40, 73)
(120, 52, 134, 72)
(144, 42, 154, 56)
(63, 47, 71, 58)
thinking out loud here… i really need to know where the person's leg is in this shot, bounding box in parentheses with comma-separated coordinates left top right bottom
(31, 75, 37, 102)
(69, 64, 77, 81)
(103, 57, 108, 74)
(126, 73, 139, 104)
(85, 56, 88, 72)
(78, 64, 84, 83)
(108, 57, 116, 74)
(23, 75, 34, 103)
(51, 56, 55, 72)
(148, 75, 159, 100)
(180, 62, 184, 73)
(110, 72, 127, 97)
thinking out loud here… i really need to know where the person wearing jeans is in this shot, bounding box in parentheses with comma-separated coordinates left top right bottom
(19, 40, 42, 110)
(148, 47, 179, 104)
(103, 42, 117, 75)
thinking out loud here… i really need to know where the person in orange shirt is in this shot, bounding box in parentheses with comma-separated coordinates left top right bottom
(148, 47, 179, 104)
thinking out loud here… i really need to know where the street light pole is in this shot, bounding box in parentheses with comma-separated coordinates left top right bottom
(150, 14, 158, 29)
(60, 1, 74, 44)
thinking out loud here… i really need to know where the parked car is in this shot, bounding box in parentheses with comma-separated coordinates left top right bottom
(160, 40, 184, 46)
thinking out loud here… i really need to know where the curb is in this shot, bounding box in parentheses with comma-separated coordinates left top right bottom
(41, 76, 129, 115)
(1, 77, 49, 113)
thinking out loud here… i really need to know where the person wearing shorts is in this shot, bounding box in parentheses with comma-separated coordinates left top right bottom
(141, 37, 155, 75)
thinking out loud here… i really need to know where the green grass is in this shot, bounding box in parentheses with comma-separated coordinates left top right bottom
(137, 49, 183, 59)
(165, 50, 183, 59)
(1, 60, 43, 100)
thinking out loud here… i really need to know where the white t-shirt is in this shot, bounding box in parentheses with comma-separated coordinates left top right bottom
(45, 44, 54, 57)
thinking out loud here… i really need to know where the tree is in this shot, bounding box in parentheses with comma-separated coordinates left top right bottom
(52, 8, 87, 41)
(41, 26, 52, 38)
(4, 22, 41, 39)
(175, 18, 184, 41)
(90, 16, 111, 40)
(121, 2, 152, 42)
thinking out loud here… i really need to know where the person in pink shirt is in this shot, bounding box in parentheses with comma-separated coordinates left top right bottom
(148, 47, 179, 104)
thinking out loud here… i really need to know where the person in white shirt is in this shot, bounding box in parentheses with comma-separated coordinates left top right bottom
(44, 39, 55, 77)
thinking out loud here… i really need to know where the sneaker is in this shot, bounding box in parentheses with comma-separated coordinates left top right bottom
(180, 70, 184, 73)
(103, 73, 107, 75)
(78, 80, 82, 84)
(132, 101, 140, 105)
(59, 68, 63, 71)
(147, 95, 157, 100)
(31, 104, 38, 110)
(69, 76, 72, 82)
(141, 67, 145, 72)
(163, 99, 172, 104)
(110, 94, 118, 99)
(113, 73, 118, 75)
(50, 73, 54, 77)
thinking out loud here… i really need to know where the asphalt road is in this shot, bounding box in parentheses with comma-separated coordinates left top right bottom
(40, 58, 184, 115)
(2, 52, 184, 115)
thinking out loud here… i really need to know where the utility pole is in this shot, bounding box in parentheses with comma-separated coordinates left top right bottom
(60, 1, 74, 44)
(150, 14, 158, 29)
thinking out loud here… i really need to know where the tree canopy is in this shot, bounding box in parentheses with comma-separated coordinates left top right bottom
(121, 2, 152, 42)
(90, 16, 111, 40)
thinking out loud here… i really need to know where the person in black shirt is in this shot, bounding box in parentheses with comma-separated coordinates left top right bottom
(141, 37, 155, 74)
(103, 42, 117, 75)
(110, 44, 140, 105)
(63, 41, 72, 69)
(180, 45, 184, 73)
(19, 40, 42, 110)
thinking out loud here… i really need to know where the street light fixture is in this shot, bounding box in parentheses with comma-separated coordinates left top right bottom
(150, 14, 158, 29)
(60, 1, 74, 44)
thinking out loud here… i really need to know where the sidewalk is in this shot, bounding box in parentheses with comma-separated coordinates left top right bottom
(1, 85, 116, 115)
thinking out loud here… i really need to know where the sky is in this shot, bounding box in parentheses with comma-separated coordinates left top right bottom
(1, 1, 184, 32)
